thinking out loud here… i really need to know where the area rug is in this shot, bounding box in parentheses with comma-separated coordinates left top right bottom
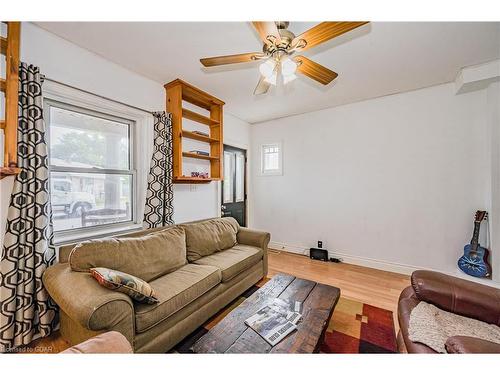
(173, 281, 397, 354)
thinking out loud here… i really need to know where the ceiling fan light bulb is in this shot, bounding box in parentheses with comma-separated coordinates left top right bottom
(259, 59, 276, 78)
(281, 58, 297, 76)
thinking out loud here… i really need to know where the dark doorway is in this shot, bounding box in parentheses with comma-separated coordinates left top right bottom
(221, 145, 247, 226)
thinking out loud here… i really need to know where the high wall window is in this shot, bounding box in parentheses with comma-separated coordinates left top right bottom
(261, 142, 282, 175)
(45, 100, 136, 234)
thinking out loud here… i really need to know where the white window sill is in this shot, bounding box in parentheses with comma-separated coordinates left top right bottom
(260, 170, 283, 176)
(53, 223, 145, 246)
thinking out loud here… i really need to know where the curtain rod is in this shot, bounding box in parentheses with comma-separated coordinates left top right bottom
(43, 77, 156, 115)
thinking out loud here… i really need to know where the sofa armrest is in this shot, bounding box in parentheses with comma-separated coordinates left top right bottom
(43, 263, 135, 340)
(445, 336, 500, 354)
(237, 228, 270, 249)
(237, 228, 271, 277)
(411, 271, 500, 325)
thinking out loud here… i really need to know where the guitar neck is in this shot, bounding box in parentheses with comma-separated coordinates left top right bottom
(470, 221, 481, 249)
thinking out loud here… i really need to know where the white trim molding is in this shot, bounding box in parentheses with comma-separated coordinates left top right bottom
(455, 59, 500, 94)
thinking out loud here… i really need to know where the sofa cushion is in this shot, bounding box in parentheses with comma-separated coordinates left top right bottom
(69, 227, 187, 282)
(134, 264, 221, 333)
(181, 217, 240, 262)
(193, 244, 263, 282)
(90, 267, 159, 304)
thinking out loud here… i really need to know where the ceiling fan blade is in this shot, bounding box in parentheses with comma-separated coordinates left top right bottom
(200, 52, 264, 67)
(253, 76, 271, 95)
(252, 21, 282, 45)
(293, 56, 338, 85)
(292, 22, 368, 52)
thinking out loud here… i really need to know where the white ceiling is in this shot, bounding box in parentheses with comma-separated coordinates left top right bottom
(35, 22, 500, 123)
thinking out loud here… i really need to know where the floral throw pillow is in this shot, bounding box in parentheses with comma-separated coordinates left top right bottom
(90, 267, 159, 304)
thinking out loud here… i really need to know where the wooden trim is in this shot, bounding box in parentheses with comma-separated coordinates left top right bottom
(0, 166, 21, 180)
(164, 79, 225, 106)
(3, 21, 21, 167)
(209, 104, 223, 179)
(181, 130, 218, 143)
(167, 84, 183, 179)
(173, 176, 215, 183)
(0, 120, 5, 129)
(182, 151, 219, 161)
(0, 78, 5, 92)
(0, 36, 6, 54)
(182, 108, 219, 126)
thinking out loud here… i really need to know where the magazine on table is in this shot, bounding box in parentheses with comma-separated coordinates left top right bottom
(244, 298, 302, 346)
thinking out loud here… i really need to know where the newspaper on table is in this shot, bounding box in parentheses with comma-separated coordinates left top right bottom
(244, 298, 302, 346)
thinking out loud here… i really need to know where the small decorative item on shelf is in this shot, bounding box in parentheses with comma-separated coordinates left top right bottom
(192, 130, 210, 137)
(191, 172, 209, 179)
(190, 150, 210, 156)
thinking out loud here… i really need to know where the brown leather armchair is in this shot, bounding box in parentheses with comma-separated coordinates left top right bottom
(398, 270, 500, 353)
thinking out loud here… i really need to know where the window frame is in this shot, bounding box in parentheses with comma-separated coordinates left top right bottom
(44, 99, 138, 239)
(222, 150, 235, 204)
(260, 142, 283, 176)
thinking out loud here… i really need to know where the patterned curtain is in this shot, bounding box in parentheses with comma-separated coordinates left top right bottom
(0, 63, 58, 352)
(143, 111, 174, 228)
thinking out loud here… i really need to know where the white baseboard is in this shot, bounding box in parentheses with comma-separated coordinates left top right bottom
(269, 241, 309, 256)
(270, 241, 416, 275)
(269, 241, 500, 286)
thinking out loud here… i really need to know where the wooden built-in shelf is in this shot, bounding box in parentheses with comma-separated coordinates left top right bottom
(1, 22, 21, 168)
(0, 166, 21, 180)
(182, 151, 219, 161)
(0, 37, 6, 54)
(173, 176, 215, 184)
(182, 108, 220, 126)
(181, 130, 219, 143)
(165, 79, 225, 184)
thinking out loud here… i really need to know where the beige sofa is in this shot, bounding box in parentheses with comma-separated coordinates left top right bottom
(43, 217, 270, 353)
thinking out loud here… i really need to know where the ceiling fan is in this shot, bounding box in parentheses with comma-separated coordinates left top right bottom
(200, 21, 368, 95)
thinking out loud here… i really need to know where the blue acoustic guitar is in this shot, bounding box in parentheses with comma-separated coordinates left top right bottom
(458, 210, 491, 278)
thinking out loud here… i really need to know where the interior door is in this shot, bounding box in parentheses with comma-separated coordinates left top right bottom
(221, 145, 247, 226)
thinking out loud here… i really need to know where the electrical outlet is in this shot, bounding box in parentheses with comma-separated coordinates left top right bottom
(317, 241, 323, 248)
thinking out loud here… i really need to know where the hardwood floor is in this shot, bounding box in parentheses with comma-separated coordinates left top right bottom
(27, 249, 410, 352)
(268, 250, 410, 331)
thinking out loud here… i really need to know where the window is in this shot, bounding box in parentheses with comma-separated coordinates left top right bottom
(46, 101, 135, 234)
(261, 142, 282, 175)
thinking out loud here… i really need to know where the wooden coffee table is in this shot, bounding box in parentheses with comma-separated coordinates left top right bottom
(192, 273, 340, 353)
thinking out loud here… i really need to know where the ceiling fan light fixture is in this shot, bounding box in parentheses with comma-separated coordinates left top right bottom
(281, 57, 297, 76)
(200, 22, 369, 95)
(283, 73, 297, 85)
(264, 71, 277, 86)
(259, 59, 276, 78)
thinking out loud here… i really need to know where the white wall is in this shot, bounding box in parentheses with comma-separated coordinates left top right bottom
(0, 22, 251, 246)
(251, 83, 492, 277)
(487, 82, 500, 282)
